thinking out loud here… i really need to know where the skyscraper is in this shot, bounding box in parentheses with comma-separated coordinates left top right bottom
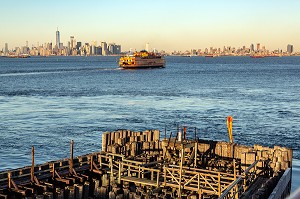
(4, 43, 8, 54)
(76, 42, 82, 50)
(257, 43, 260, 51)
(287, 44, 293, 54)
(145, 43, 149, 52)
(101, 42, 107, 56)
(70, 36, 74, 49)
(250, 44, 254, 52)
(56, 28, 60, 48)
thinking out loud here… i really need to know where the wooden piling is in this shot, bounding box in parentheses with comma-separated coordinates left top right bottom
(31, 146, 35, 183)
(70, 140, 74, 174)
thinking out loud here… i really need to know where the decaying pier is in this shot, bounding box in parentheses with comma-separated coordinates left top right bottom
(0, 129, 293, 199)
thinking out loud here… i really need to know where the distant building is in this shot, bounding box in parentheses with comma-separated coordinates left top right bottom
(47, 43, 52, 51)
(56, 28, 60, 48)
(101, 42, 107, 55)
(76, 42, 82, 50)
(257, 43, 260, 51)
(250, 44, 254, 52)
(204, 48, 208, 54)
(21, 46, 29, 54)
(90, 41, 97, 55)
(4, 43, 8, 54)
(97, 46, 102, 55)
(287, 44, 293, 54)
(108, 43, 114, 54)
(145, 43, 149, 52)
(115, 45, 121, 54)
(70, 36, 75, 49)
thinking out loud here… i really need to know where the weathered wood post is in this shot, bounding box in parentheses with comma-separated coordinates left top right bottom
(90, 155, 93, 171)
(118, 162, 121, 184)
(31, 146, 35, 182)
(218, 172, 221, 197)
(8, 172, 11, 189)
(109, 156, 114, 184)
(178, 144, 184, 198)
(194, 141, 198, 167)
(70, 140, 74, 174)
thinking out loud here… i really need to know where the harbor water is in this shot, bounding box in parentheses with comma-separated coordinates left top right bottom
(0, 56, 299, 190)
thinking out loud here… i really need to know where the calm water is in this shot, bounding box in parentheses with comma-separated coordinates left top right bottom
(0, 56, 299, 189)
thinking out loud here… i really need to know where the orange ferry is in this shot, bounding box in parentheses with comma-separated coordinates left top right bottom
(119, 50, 165, 69)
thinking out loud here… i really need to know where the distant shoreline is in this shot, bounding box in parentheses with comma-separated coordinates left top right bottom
(2, 54, 300, 58)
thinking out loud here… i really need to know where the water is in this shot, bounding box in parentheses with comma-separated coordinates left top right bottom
(0, 56, 299, 189)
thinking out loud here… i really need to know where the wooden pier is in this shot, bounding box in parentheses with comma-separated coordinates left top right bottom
(0, 129, 293, 199)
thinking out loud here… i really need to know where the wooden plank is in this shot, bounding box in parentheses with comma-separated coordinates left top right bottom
(121, 176, 157, 187)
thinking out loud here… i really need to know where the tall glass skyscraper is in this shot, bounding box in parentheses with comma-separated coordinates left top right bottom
(56, 28, 60, 48)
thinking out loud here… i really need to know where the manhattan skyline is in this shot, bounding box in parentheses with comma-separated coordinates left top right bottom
(1, 0, 300, 52)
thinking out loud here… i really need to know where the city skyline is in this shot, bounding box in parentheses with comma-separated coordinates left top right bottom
(1, 0, 300, 52)
(0, 28, 296, 56)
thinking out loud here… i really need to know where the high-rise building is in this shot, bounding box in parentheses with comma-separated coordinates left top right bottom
(108, 43, 116, 54)
(56, 28, 60, 48)
(287, 44, 293, 54)
(101, 42, 107, 56)
(250, 44, 254, 52)
(97, 46, 102, 55)
(145, 43, 149, 52)
(76, 42, 82, 50)
(70, 36, 74, 49)
(21, 46, 28, 54)
(115, 45, 121, 54)
(4, 43, 8, 54)
(256, 43, 260, 51)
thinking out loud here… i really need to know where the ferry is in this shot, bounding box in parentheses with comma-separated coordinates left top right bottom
(119, 50, 165, 69)
(6, 54, 30, 58)
(205, 54, 218, 57)
(250, 55, 265, 58)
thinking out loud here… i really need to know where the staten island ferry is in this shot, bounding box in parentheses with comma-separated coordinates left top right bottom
(119, 50, 165, 69)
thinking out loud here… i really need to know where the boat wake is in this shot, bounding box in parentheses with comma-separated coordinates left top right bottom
(0, 67, 120, 77)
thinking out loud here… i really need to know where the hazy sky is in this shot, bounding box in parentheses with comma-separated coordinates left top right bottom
(1, 0, 300, 52)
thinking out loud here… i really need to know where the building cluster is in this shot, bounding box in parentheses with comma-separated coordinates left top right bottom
(1, 29, 122, 57)
(171, 43, 296, 56)
(0, 29, 297, 57)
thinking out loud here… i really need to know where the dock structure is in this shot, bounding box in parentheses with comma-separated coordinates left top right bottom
(0, 129, 293, 199)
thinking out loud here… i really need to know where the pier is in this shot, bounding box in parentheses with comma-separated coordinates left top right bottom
(0, 129, 293, 199)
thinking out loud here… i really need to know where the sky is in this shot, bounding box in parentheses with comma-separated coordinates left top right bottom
(1, 0, 300, 52)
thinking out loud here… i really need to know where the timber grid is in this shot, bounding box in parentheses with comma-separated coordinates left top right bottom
(0, 128, 293, 199)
